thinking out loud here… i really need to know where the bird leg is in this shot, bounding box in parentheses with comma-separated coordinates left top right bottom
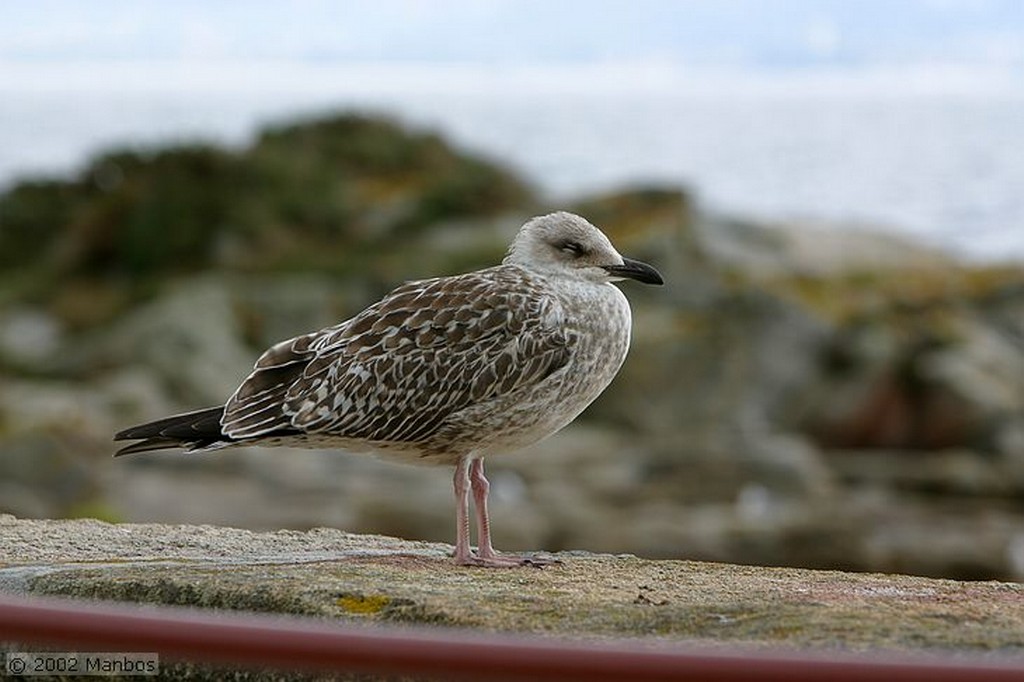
(469, 457, 501, 561)
(451, 455, 556, 568)
(452, 456, 474, 564)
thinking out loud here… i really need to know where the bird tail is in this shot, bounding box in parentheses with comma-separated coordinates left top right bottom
(113, 406, 232, 456)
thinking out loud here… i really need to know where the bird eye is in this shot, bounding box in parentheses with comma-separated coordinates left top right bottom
(560, 240, 585, 256)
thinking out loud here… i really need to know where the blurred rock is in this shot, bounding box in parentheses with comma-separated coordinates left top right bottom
(0, 307, 62, 370)
(79, 278, 254, 404)
(1, 112, 1024, 582)
(0, 431, 98, 518)
(802, 292, 1024, 453)
(829, 448, 1011, 496)
(689, 211, 954, 284)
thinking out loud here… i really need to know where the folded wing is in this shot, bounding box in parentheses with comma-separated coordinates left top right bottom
(221, 267, 571, 445)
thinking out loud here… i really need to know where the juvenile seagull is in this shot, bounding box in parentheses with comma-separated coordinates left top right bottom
(115, 212, 663, 567)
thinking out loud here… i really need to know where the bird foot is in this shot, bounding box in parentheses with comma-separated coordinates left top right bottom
(455, 551, 560, 569)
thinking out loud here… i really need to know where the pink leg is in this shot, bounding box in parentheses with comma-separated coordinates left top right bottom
(452, 456, 473, 565)
(451, 457, 557, 568)
(469, 457, 499, 559)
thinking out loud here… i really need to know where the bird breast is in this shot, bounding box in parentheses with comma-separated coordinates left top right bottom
(556, 280, 633, 406)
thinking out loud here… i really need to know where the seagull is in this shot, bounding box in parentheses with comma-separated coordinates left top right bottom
(114, 211, 663, 567)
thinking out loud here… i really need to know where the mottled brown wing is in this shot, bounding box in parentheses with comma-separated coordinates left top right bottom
(219, 328, 324, 438)
(221, 266, 571, 444)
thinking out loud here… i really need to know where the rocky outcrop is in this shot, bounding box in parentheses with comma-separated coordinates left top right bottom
(1, 114, 1023, 583)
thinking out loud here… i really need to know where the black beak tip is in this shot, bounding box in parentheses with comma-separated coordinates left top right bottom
(643, 267, 665, 286)
(605, 257, 664, 286)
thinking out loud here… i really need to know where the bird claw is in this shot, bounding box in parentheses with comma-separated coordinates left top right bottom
(518, 555, 561, 568)
(456, 552, 561, 568)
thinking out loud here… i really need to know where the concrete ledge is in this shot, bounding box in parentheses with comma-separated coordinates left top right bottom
(2, 514, 1024, 653)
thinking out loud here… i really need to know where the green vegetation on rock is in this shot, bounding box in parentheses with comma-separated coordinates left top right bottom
(0, 113, 535, 312)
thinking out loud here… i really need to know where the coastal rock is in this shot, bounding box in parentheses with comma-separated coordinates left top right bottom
(0, 307, 63, 371)
(1, 114, 1023, 584)
(80, 278, 254, 405)
(695, 215, 954, 279)
(802, 296, 1024, 452)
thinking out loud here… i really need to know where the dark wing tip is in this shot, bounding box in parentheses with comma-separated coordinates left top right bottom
(113, 406, 228, 456)
(113, 438, 182, 457)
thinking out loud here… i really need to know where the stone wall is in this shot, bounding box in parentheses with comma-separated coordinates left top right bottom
(3, 515, 1024, 654)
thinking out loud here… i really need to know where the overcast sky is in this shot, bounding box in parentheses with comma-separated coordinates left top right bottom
(1, 1, 1022, 259)
(3, 0, 1022, 67)
(1, 0, 1022, 98)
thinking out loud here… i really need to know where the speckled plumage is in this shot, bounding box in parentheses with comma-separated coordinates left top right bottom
(115, 211, 663, 566)
(221, 267, 562, 460)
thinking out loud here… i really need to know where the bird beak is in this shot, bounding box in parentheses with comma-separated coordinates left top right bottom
(603, 257, 664, 285)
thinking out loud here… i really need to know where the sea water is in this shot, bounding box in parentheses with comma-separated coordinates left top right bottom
(1, 77, 1021, 262)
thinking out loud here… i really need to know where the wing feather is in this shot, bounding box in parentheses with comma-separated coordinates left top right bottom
(220, 332, 321, 438)
(220, 266, 570, 445)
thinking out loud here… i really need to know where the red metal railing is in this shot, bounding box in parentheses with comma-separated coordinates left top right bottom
(1, 593, 1023, 681)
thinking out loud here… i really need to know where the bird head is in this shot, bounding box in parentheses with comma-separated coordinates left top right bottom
(503, 211, 663, 286)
